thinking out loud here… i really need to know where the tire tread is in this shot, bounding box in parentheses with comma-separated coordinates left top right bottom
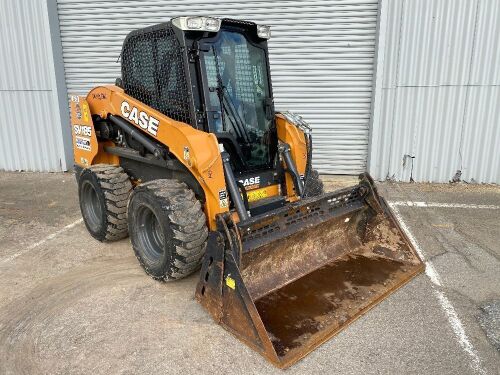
(88, 164, 132, 241)
(129, 179, 208, 280)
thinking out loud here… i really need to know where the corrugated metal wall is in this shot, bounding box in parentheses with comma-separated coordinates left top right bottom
(369, 0, 500, 183)
(56, 0, 380, 174)
(0, 0, 68, 171)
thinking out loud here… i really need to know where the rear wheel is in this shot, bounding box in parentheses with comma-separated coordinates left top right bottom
(304, 169, 324, 197)
(127, 179, 208, 280)
(78, 165, 132, 241)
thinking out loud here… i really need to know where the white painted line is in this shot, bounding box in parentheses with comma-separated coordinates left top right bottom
(389, 203, 443, 286)
(389, 202, 486, 374)
(0, 218, 83, 264)
(434, 290, 485, 375)
(391, 201, 500, 210)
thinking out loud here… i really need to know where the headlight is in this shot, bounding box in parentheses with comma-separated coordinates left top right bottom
(186, 17, 203, 29)
(257, 25, 271, 39)
(172, 16, 221, 32)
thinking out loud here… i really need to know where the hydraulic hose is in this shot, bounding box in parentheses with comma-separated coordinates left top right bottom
(108, 115, 166, 159)
(220, 150, 249, 221)
(279, 143, 305, 197)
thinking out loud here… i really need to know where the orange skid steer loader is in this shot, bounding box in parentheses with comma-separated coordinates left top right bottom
(71, 17, 423, 368)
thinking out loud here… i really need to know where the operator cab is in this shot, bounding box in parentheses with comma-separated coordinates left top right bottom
(190, 20, 275, 173)
(121, 17, 277, 176)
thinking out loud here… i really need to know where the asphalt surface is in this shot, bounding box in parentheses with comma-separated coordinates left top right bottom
(0, 172, 499, 374)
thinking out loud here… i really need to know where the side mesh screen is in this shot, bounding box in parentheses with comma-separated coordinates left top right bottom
(121, 27, 193, 125)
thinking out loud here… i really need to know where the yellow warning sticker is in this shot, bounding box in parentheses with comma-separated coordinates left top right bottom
(82, 103, 89, 122)
(225, 276, 236, 290)
(247, 187, 268, 202)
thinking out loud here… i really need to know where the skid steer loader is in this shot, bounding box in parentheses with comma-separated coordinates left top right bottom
(71, 17, 423, 368)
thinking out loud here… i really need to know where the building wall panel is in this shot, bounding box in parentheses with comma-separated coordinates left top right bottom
(460, 86, 500, 183)
(370, 0, 499, 183)
(0, 0, 67, 171)
(56, 0, 380, 174)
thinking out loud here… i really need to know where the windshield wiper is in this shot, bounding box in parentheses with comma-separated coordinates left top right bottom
(211, 47, 251, 145)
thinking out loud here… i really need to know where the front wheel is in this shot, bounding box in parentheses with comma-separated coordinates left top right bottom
(127, 179, 208, 280)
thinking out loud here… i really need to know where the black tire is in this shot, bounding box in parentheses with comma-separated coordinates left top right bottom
(78, 165, 132, 242)
(304, 169, 324, 197)
(127, 179, 208, 280)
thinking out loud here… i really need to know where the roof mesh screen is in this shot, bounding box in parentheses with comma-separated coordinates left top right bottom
(121, 26, 193, 125)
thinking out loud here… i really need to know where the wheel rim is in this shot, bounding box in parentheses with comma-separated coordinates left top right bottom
(136, 204, 165, 262)
(81, 180, 103, 232)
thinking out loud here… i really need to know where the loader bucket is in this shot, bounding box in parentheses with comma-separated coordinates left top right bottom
(196, 173, 424, 368)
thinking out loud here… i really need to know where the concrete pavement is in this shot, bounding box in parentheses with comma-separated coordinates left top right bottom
(0, 171, 498, 374)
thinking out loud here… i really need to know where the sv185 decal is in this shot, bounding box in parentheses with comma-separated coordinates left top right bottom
(74, 125, 92, 137)
(121, 101, 159, 136)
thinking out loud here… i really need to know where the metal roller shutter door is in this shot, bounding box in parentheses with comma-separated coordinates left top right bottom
(57, 0, 378, 174)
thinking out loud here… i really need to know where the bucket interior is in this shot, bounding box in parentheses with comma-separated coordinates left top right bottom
(239, 209, 422, 359)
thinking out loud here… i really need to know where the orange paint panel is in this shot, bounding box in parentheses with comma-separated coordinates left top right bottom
(81, 86, 228, 230)
(70, 95, 100, 169)
(70, 87, 308, 230)
(275, 114, 308, 199)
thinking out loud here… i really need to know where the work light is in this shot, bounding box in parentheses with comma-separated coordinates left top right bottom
(280, 111, 311, 133)
(257, 25, 271, 39)
(172, 16, 221, 32)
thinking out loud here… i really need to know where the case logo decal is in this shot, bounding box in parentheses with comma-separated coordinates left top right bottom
(121, 101, 159, 136)
(238, 176, 261, 189)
